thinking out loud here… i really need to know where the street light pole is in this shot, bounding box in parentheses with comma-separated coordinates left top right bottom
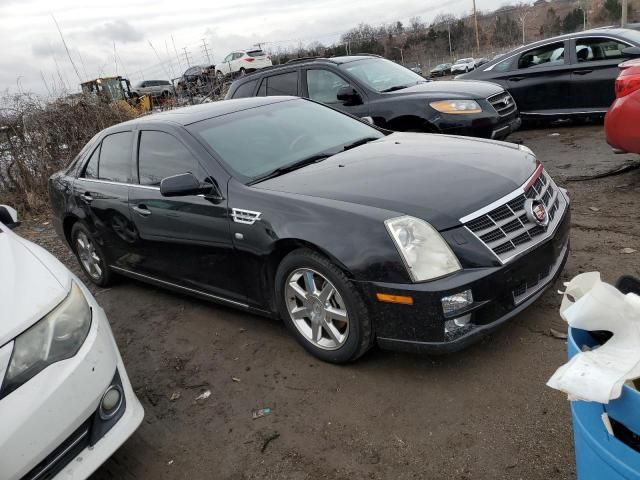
(622, 0, 628, 26)
(447, 23, 453, 60)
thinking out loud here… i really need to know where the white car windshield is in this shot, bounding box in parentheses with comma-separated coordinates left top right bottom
(455, 58, 473, 64)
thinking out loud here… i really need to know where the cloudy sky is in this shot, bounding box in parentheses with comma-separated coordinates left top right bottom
(1, 0, 506, 95)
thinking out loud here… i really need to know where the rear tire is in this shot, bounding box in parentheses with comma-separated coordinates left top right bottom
(71, 222, 112, 287)
(275, 248, 374, 363)
(239, 68, 246, 77)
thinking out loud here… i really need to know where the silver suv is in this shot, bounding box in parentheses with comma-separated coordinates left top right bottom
(132, 80, 173, 98)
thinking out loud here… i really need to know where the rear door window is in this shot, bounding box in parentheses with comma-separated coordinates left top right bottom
(263, 71, 298, 96)
(518, 42, 566, 69)
(138, 131, 205, 185)
(575, 37, 630, 62)
(232, 80, 258, 98)
(98, 131, 134, 183)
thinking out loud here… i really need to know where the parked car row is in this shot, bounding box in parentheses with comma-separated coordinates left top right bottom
(458, 27, 640, 120)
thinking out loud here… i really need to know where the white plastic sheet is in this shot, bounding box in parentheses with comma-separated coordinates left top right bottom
(547, 272, 640, 403)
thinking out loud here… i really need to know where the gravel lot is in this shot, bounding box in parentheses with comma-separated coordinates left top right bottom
(16, 122, 640, 480)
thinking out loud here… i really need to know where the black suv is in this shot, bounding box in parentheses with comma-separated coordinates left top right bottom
(226, 55, 521, 140)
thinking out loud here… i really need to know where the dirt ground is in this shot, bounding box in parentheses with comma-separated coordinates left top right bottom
(16, 122, 640, 480)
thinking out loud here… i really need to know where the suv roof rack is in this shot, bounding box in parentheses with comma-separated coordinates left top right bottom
(286, 56, 332, 64)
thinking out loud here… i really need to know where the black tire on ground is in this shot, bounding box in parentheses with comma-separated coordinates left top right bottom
(239, 68, 246, 77)
(71, 222, 112, 287)
(274, 248, 374, 363)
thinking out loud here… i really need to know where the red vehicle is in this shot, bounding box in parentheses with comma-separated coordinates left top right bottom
(605, 59, 640, 154)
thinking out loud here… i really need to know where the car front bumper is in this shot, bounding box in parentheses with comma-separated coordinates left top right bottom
(356, 206, 570, 354)
(435, 111, 521, 140)
(0, 282, 144, 480)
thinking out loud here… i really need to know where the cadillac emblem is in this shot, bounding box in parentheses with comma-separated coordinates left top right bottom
(524, 199, 549, 227)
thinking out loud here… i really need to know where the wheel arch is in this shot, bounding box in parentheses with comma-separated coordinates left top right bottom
(63, 214, 79, 246)
(387, 114, 439, 133)
(262, 238, 354, 312)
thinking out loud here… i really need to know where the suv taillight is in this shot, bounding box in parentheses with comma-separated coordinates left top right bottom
(244, 57, 255, 62)
(615, 62, 640, 98)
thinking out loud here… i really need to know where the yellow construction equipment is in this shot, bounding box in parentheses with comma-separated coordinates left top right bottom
(80, 76, 151, 113)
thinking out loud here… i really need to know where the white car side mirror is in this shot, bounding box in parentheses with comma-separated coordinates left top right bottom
(0, 204, 19, 229)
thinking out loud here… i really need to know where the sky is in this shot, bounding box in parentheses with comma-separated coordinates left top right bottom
(0, 0, 507, 95)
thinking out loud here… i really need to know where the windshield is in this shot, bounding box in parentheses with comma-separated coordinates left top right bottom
(339, 58, 425, 93)
(618, 29, 640, 44)
(188, 99, 384, 182)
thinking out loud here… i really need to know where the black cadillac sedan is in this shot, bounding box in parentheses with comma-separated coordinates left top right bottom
(457, 28, 640, 119)
(49, 97, 570, 363)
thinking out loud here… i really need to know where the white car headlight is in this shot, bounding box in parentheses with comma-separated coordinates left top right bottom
(430, 100, 482, 114)
(1, 281, 91, 397)
(385, 216, 462, 282)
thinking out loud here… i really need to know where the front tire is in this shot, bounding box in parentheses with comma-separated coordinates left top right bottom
(71, 222, 112, 287)
(275, 249, 373, 363)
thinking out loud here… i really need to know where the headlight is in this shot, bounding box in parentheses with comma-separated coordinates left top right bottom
(430, 100, 482, 114)
(385, 216, 462, 282)
(1, 282, 91, 397)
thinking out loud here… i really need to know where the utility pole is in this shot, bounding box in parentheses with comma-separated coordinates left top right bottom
(113, 41, 118, 75)
(182, 47, 192, 68)
(447, 23, 453, 60)
(253, 42, 266, 50)
(52, 15, 82, 83)
(394, 46, 404, 64)
(472, 0, 480, 52)
(622, 0, 628, 26)
(201, 38, 212, 65)
(519, 11, 530, 44)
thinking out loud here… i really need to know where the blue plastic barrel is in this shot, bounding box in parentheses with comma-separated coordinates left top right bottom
(569, 327, 640, 479)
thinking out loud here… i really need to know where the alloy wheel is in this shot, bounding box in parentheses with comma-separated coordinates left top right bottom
(76, 231, 103, 280)
(285, 268, 349, 350)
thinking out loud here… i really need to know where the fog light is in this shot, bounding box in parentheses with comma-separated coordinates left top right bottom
(445, 314, 472, 334)
(441, 290, 473, 316)
(99, 385, 123, 420)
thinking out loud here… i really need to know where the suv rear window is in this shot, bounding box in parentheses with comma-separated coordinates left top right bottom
(232, 80, 258, 98)
(259, 72, 298, 96)
(247, 50, 265, 57)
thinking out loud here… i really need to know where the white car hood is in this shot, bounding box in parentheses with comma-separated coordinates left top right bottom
(0, 225, 70, 345)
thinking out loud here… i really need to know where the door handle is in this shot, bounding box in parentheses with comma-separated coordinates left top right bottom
(133, 205, 152, 217)
(508, 76, 525, 82)
(573, 70, 593, 75)
(79, 192, 93, 204)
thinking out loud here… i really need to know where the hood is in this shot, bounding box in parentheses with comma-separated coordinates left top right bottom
(385, 80, 503, 99)
(0, 227, 69, 345)
(255, 132, 536, 231)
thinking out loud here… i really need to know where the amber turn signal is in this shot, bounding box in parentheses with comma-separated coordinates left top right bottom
(376, 293, 414, 305)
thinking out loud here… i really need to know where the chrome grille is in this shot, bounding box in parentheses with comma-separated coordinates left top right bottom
(487, 91, 517, 117)
(463, 170, 567, 263)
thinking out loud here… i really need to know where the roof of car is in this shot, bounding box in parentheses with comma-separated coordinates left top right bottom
(116, 97, 296, 128)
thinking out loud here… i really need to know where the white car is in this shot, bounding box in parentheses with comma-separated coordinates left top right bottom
(451, 58, 476, 74)
(215, 49, 272, 79)
(0, 205, 143, 480)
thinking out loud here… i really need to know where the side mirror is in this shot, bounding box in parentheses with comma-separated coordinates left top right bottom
(0, 205, 20, 229)
(622, 46, 640, 58)
(160, 173, 214, 197)
(336, 86, 363, 106)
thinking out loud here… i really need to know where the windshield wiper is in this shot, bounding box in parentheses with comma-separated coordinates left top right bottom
(342, 136, 380, 151)
(380, 84, 413, 93)
(248, 153, 334, 185)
